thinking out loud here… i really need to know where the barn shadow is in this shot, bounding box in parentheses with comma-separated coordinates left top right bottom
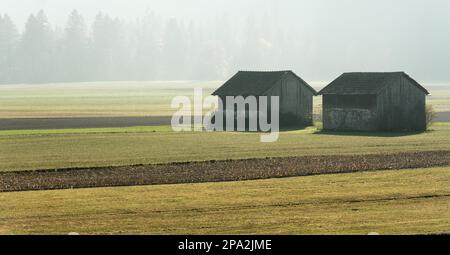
(313, 129, 427, 137)
(279, 124, 312, 132)
(230, 125, 311, 133)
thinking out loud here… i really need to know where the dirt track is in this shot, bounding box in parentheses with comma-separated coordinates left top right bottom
(0, 116, 172, 130)
(1, 150, 450, 192)
(435, 112, 450, 122)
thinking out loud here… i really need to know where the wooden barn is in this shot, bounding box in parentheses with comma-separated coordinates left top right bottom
(212, 71, 317, 127)
(318, 72, 430, 132)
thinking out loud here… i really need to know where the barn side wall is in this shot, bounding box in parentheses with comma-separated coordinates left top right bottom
(322, 94, 378, 131)
(265, 73, 314, 125)
(376, 76, 426, 131)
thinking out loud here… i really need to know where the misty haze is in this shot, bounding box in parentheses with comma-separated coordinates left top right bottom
(0, 0, 450, 84)
(3, 0, 450, 237)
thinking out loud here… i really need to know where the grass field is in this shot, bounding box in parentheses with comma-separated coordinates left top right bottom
(1, 123, 450, 172)
(427, 85, 450, 112)
(1, 166, 449, 235)
(0, 82, 449, 118)
(1, 81, 450, 235)
(0, 81, 219, 118)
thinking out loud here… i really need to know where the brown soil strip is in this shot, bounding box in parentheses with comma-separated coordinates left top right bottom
(1, 150, 450, 192)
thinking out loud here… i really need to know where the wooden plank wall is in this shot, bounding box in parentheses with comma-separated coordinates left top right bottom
(377, 76, 426, 131)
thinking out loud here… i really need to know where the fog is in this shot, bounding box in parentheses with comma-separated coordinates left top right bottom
(0, 0, 449, 84)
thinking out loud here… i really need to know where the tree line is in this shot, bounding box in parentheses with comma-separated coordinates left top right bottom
(0, 10, 295, 84)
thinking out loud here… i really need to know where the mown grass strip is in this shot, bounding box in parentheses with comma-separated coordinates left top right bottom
(1, 166, 449, 234)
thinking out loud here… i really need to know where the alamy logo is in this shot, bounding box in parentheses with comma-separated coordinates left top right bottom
(171, 88, 280, 142)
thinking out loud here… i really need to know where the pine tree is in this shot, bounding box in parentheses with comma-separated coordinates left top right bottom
(161, 18, 187, 79)
(91, 13, 128, 81)
(0, 14, 19, 84)
(19, 10, 55, 83)
(135, 12, 162, 80)
(62, 10, 88, 82)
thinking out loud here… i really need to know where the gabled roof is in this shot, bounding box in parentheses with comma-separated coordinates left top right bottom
(212, 70, 316, 96)
(318, 72, 429, 95)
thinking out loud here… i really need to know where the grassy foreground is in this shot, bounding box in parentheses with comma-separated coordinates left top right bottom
(1, 123, 450, 172)
(1, 166, 449, 235)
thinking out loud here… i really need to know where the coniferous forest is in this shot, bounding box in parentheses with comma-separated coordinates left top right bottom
(0, 10, 298, 84)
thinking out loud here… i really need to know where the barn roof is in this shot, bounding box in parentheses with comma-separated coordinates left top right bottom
(212, 71, 316, 96)
(318, 72, 430, 95)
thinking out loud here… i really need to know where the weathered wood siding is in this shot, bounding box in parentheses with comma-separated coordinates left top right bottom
(265, 72, 314, 125)
(322, 94, 378, 131)
(217, 73, 314, 128)
(376, 75, 426, 131)
(322, 76, 427, 132)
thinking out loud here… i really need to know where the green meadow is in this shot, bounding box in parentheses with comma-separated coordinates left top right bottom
(0, 123, 449, 172)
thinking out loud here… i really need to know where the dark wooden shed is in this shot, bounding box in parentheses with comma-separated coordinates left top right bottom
(213, 71, 317, 127)
(318, 72, 429, 132)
